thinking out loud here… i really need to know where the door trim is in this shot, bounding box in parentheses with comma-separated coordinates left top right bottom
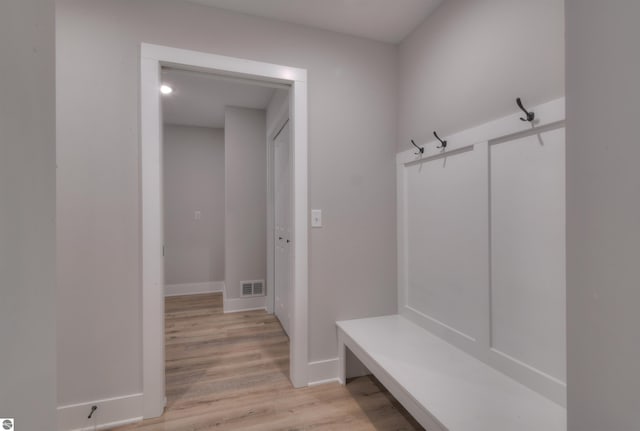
(140, 43, 309, 418)
(267, 113, 290, 316)
(272, 119, 291, 333)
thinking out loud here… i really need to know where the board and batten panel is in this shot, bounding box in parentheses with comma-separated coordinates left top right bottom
(490, 126, 567, 383)
(398, 97, 566, 406)
(405, 145, 489, 344)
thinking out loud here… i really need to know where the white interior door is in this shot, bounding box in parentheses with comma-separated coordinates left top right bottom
(274, 121, 291, 335)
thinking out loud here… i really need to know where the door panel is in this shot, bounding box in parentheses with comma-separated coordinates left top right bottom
(274, 121, 291, 335)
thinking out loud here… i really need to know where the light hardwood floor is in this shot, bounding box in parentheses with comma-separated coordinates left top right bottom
(114, 293, 423, 430)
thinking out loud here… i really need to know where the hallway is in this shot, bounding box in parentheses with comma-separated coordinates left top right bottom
(114, 293, 422, 430)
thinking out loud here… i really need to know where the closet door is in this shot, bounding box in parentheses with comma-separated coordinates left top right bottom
(274, 121, 291, 336)
(490, 126, 566, 382)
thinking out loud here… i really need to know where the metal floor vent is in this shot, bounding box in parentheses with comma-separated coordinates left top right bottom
(241, 280, 265, 297)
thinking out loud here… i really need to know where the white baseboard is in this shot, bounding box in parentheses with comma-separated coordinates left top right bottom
(164, 281, 224, 297)
(307, 351, 370, 387)
(308, 358, 340, 386)
(223, 294, 266, 313)
(57, 393, 143, 431)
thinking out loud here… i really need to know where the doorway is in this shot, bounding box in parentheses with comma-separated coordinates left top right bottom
(140, 44, 309, 418)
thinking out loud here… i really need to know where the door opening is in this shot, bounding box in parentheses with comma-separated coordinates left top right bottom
(141, 44, 309, 418)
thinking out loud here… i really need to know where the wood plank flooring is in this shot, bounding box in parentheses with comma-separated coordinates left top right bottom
(113, 293, 423, 431)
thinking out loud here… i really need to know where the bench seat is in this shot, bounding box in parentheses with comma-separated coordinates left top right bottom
(337, 315, 566, 431)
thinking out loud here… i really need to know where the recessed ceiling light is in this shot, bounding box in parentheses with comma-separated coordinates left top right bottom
(160, 84, 173, 95)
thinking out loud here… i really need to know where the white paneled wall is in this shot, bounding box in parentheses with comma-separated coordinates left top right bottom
(406, 146, 488, 344)
(398, 98, 566, 405)
(490, 128, 566, 383)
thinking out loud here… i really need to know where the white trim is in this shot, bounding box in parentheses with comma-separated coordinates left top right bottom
(489, 348, 567, 405)
(141, 44, 306, 83)
(308, 377, 341, 387)
(164, 281, 224, 297)
(140, 53, 165, 419)
(57, 393, 143, 431)
(266, 132, 275, 315)
(142, 44, 309, 416)
(223, 294, 267, 313)
(396, 98, 566, 166)
(396, 97, 566, 406)
(307, 358, 340, 386)
(289, 79, 309, 388)
(266, 108, 290, 316)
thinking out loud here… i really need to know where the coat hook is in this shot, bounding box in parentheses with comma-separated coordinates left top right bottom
(433, 131, 447, 149)
(411, 139, 424, 156)
(516, 97, 535, 122)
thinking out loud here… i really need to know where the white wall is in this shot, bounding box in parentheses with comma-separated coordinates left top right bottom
(224, 108, 267, 300)
(163, 125, 225, 287)
(0, 0, 57, 429)
(397, 0, 564, 152)
(56, 0, 396, 407)
(566, 1, 640, 429)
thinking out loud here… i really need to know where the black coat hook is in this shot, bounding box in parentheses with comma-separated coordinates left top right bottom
(433, 131, 447, 149)
(88, 405, 98, 419)
(516, 97, 535, 122)
(411, 139, 424, 156)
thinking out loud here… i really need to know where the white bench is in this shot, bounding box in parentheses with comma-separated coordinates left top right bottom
(337, 315, 566, 431)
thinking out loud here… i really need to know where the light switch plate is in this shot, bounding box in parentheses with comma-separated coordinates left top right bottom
(311, 209, 322, 227)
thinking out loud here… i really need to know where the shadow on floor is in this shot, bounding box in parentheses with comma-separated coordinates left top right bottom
(346, 375, 425, 431)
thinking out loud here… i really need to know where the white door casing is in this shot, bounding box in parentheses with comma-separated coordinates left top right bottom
(141, 44, 308, 418)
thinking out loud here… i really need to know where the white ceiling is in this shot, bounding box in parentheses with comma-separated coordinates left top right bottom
(184, 0, 444, 43)
(161, 68, 278, 128)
